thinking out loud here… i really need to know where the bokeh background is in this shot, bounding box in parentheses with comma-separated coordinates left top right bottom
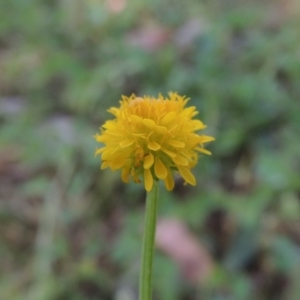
(1, 0, 300, 299)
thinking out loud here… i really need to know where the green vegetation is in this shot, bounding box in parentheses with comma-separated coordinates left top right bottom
(1, 1, 300, 299)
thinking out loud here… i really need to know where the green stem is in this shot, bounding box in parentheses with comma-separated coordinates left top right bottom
(139, 181, 159, 300)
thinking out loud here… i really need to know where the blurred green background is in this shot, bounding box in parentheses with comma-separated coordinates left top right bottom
(1, 0, 300, 299)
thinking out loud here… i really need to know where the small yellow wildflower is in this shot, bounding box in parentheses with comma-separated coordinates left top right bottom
(94, 92, 214, 192)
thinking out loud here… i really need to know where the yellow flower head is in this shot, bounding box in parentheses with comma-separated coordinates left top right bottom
(95, 92, 214, 192)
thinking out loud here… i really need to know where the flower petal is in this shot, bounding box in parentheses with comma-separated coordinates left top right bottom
(95, 147, 105, 156)
(168, 140, 185, 148)
(164, 171, 174, 191)
(192, 119, 205, 130)
(148, 140, 161, 151)
(144, 152, 154, 169)
(119, 139, 134, 148)
(101, 161, 109, 169)
(173, 155, 189, 166)
(121, 167, 130, 183)
(161, 147, 176, 158)
(154, 158, 168, 179)
(154, 125, 167, 134)
(144, 168, 153, 192)
(111, 154, 127, 169)
(195, 147, 212, 155)
(94, 134, 105, 142)
(181, 106, 196, 118)
(102, 149, 113, 160)
(160, 111, 176, 125)
(177, 166, 196, 186)
(199, 136, 215, 143)
(143, 118, 156, 129)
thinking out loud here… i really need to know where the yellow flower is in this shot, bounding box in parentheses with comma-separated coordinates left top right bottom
(94, 92, 214, 192)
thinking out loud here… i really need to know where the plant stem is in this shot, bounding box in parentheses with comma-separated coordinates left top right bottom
(139, 181, 159, 300)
